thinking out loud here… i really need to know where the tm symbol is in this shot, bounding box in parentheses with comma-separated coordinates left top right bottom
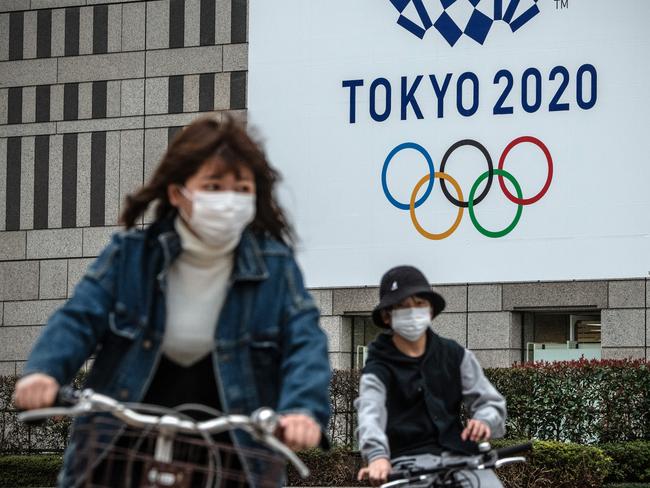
(555, 0, 569, 9)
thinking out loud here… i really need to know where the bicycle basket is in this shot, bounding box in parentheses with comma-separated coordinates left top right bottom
(66, 415, 286, 488)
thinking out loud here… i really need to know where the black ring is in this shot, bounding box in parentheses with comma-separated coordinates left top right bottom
(439, 139, 493, 208)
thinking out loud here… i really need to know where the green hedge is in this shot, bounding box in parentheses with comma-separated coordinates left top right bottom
(600, 441, 650, 483)
(0, 455, 62, 487)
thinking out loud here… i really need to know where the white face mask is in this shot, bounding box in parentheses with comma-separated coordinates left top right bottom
(180, 189, 256, 248)
(391, 306, 431, 342)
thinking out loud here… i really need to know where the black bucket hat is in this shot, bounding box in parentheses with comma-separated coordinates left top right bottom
(371, 265, 446, 328)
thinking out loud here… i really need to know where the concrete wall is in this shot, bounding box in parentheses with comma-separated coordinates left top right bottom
(1, 1, 648, 374)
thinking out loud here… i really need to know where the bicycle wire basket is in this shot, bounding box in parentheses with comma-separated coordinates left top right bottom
(66, 415, 286, 488)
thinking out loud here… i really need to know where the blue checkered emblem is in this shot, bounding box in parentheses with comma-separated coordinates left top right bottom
(389, 0, 540, 46)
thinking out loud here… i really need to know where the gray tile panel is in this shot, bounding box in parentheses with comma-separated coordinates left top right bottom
(76, 132, 91, 227)
(122, 2, 145, 52)
(0, 231, 26, 260)
(184, 74, 200, 113)
(601, 309, 645, 348)
(0, 362, 17, 376)
(31, 0, 85, 8)
(471, 349, 520, 369)
(121, 79, 144, 117)
(144, 113, 207, 129)
(146, 45, 223, 78)
(104, 131, 120, 225)
(433, 284, 466, 313)
(106, 80, 121, 117)
(51, 8, 66, 57)
(27, 228, 83, 259)
(332, 287, 378, 315)
(184, 0, 201, 47)
(145, 77, 168, 115)
(0, 122, 56, 138)
(601, 348, 646, 360)
(0, 14, 8, 61)
(19, 135, 34, 230)
(57, 52, 145, 83)
(78, 82, 93, 119)
(467, 312, 513, 349)
(146, 0, 169, 50)
(21, 85, 35, 123)
(200, 0, 216, 46)
(33, 134, 50, 229)
(82, 226, 119, 257)
(36, 9, 52, 59)
(64, 6, 80, 56)
(502, 281, 608, 310)
(215, 0, 231, 45)
(608, 280, 645, 309)
(39, 259, 68, 300)
(0, 58, 57, 87)
(143, 128, 167, 183)
(0, 325, 43, 361)
(107, 4, 122, 53)
(23, 10, 38, 59)
(67, 257, 94, 297)
(432, 312, 467, 346)
(56, 116, 144, 133)
(0, 137, 6, 230)
(118, 129, 144, 215)
(310, 289, 333, 316)
(0, 88, 7, 123)
(319, 316, 344, 351)
(78, 5, 93, 55)
(50, 83, 63, 121)
(223, 43, 247, 72)
(468, 284, 502, 312)
(4, 300, 64, 326)
(0, 1, 30, 13)
(48, 134, 63, 228)
(0, 261, 39, 301)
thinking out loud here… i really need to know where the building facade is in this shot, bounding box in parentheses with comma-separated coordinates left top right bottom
(0, 0, 648, 376)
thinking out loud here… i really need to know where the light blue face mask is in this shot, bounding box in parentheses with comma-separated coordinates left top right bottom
(390, 306, 431, 342)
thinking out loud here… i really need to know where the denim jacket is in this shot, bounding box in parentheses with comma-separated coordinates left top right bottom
(24, 216, 331, 486)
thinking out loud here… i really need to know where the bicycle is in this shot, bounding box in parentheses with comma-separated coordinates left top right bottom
(379, 441, 532, 488)
(18, 386, 311, 488)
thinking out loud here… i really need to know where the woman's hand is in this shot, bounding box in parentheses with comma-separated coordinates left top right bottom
(461, 418, 491, 442)
(13, 373, 59, 410)
(276, 414, 321, 451)
(357, 457, 392, 486)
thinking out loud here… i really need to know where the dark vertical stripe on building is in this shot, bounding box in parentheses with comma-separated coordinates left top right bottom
(62, 133, 78, 228)
(93, 4, 108, 54)
(168, 76, 184, 114)
(90, 132, 106, 227)
(169, 0, 185, 48)
(230, 71, 246, 110)
(200, 0, 215, 46)
(7, 87, 23, 125)
(35, 85, 51, 122)
(199, 73, 215, 112)
(6, 137, 21, 231)
(34, 135, 50, 230)
(168, 126, 183, 144)
(65, 7, 80, 56)
(231, 0, 247, 43)
(9, 12, 24, 61)
(37, 9, 52, 58)
(92, 81, 107, 118)
(64, 83, 79, 121)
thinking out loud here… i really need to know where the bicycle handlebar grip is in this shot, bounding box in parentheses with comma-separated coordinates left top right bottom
(495, 442, 533, 459)
(55, 385, 80, 407)
(386, 470, 408, 482)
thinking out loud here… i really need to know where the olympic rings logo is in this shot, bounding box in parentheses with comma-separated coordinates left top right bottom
(381, 136, 553, 239)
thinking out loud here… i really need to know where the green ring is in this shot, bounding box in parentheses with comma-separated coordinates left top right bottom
(468, 169, 523, 238)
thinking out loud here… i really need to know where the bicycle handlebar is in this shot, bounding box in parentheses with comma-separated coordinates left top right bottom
(18, 387, 310, 478)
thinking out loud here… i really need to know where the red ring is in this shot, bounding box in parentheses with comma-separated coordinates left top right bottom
(498, 136, 553, 205)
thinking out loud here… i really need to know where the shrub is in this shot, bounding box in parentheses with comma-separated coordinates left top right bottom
(0, 455, 63, 487)
(600, 440, 650, 483)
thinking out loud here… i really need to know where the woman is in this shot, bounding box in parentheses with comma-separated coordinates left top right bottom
(13, 117, 331, 486)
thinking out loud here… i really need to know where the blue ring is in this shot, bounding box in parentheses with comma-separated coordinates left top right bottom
(381, 142, 435, 210)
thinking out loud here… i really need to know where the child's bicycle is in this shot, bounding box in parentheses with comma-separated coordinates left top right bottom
(18, 386, 311, 487)
(380, 441, 532, 488)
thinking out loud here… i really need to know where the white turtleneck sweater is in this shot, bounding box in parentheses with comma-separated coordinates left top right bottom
(161, 217, 235, 366)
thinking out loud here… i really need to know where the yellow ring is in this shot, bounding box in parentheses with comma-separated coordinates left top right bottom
(409, 172, 464, 240)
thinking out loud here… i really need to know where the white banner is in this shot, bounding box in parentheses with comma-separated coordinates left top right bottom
(249, 0, 650, 287)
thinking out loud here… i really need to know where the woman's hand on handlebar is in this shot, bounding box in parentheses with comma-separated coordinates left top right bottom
(461, 418, 491, 442)
(13, 373, 60, 410)
(276, 413, 321, 451)
(357, 457, 391, 486)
